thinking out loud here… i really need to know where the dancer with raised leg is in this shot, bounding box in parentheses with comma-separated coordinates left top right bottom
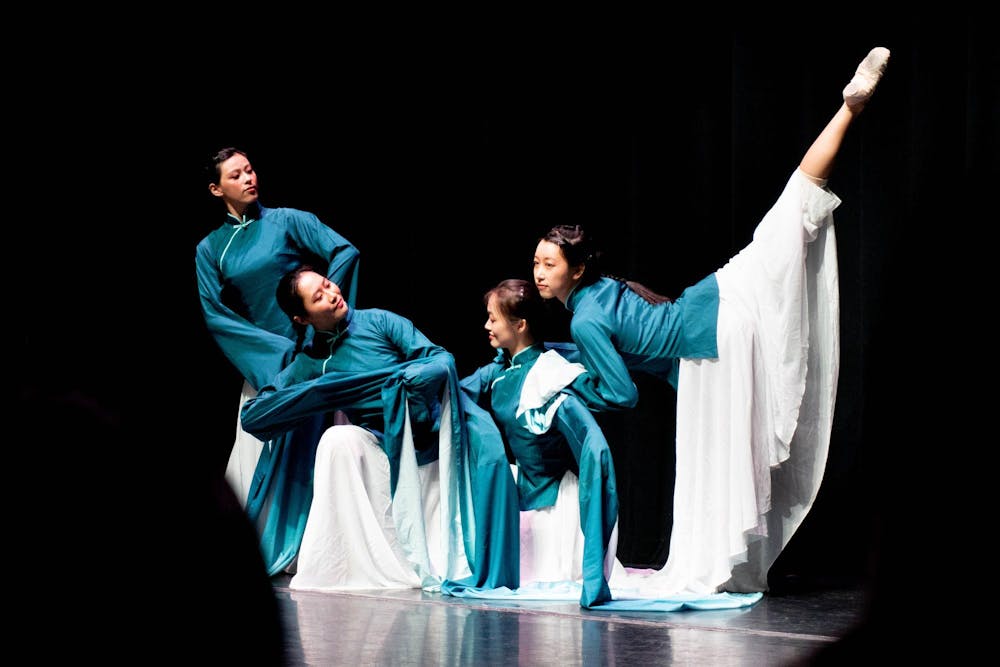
(533, 47, 890, 600)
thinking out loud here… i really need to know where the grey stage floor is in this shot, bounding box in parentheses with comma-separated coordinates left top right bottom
(272, 575, 868, 666)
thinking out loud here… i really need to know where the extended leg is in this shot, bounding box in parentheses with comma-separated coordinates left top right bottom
(800, 47, 890, 182)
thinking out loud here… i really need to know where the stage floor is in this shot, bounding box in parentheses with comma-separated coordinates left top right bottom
(272, 575, 867, 665)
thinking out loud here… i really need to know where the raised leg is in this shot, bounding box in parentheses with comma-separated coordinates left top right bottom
(799, 47, 891, 182)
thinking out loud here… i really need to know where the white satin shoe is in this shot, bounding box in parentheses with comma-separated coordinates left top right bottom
(843, 46, 891, 110)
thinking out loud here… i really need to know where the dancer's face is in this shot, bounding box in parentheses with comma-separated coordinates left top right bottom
(533, 240, 583, 304)
(293, 271, 349, 331)
(484, 293, 524, 353)
(210, 153, 259, 211)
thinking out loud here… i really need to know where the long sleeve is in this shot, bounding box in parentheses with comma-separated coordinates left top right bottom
(377, 312, 453, 426)
(286, 210, 361, 308)
(380, 310, 448, 363)
(241, 365, 390, 441)
(459, 355, 504, 407)
(567, 317, 639, 411)
(196, 241, 296, 389)
(241, 309, 453, 441)
(195, 208, 360, 391)
(553, 394, 619, 608)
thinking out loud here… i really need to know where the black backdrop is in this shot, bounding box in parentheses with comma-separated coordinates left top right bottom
(15, 16, 995, 647)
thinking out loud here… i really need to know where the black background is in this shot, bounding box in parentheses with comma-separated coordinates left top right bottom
(12, 13, 995, 657)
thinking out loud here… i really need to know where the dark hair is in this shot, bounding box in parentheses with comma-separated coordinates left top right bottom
(276, 265, 315, 323)
(205, 147, 248, 185)
(540, 224, 672, 306)
(541, 225, 602, 287)
(485, 278, 549, 342)
(275, 265, 317, 354)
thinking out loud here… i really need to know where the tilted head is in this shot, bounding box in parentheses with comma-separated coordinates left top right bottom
(276, 265, 349, 333)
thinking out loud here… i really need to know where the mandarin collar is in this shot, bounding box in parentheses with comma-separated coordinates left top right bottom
(317, 307, 354, 343)
(223, 202, 265, 227)
(510, 342, 545, 365)
(565, 281, 588, 312)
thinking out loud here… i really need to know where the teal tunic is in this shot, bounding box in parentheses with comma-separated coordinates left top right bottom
(195, 202, 360, 573)
(458, 343, 619, 607)
(241, 309, 521, 591)
(195, 202, 360, 391)
(271, 308, 445, 441)
(566, 274, 719, 410)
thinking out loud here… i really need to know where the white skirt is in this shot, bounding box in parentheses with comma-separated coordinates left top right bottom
(518, 466, 624, 587)
(224, 381, 265, 507)
(290, 425, 446, 591)
(635, 169, 841, 596)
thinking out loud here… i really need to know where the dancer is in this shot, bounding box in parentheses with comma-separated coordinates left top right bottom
(452, 279, 620, 607)
(240, 266, 520, 592)
(196, 146, 361, 573)
(533, 48, 890, 595)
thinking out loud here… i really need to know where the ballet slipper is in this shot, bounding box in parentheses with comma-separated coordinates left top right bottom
(843, 46, 891, 110)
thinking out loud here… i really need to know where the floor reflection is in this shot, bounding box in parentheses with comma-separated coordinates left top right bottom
(277, 581, 864, 666)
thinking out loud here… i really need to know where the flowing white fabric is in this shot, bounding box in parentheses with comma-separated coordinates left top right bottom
(515, 350, 586, 432)
(518, 467, 584, 584)
(289, 424, 453, 591)
(388, 393, 473, 588)
(224, 381, 265, 507)
(517, 467, 624, 588)
(224, 382, 473, 591)
(240, 421, 609, 593)
(631, 169, 841, 596)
